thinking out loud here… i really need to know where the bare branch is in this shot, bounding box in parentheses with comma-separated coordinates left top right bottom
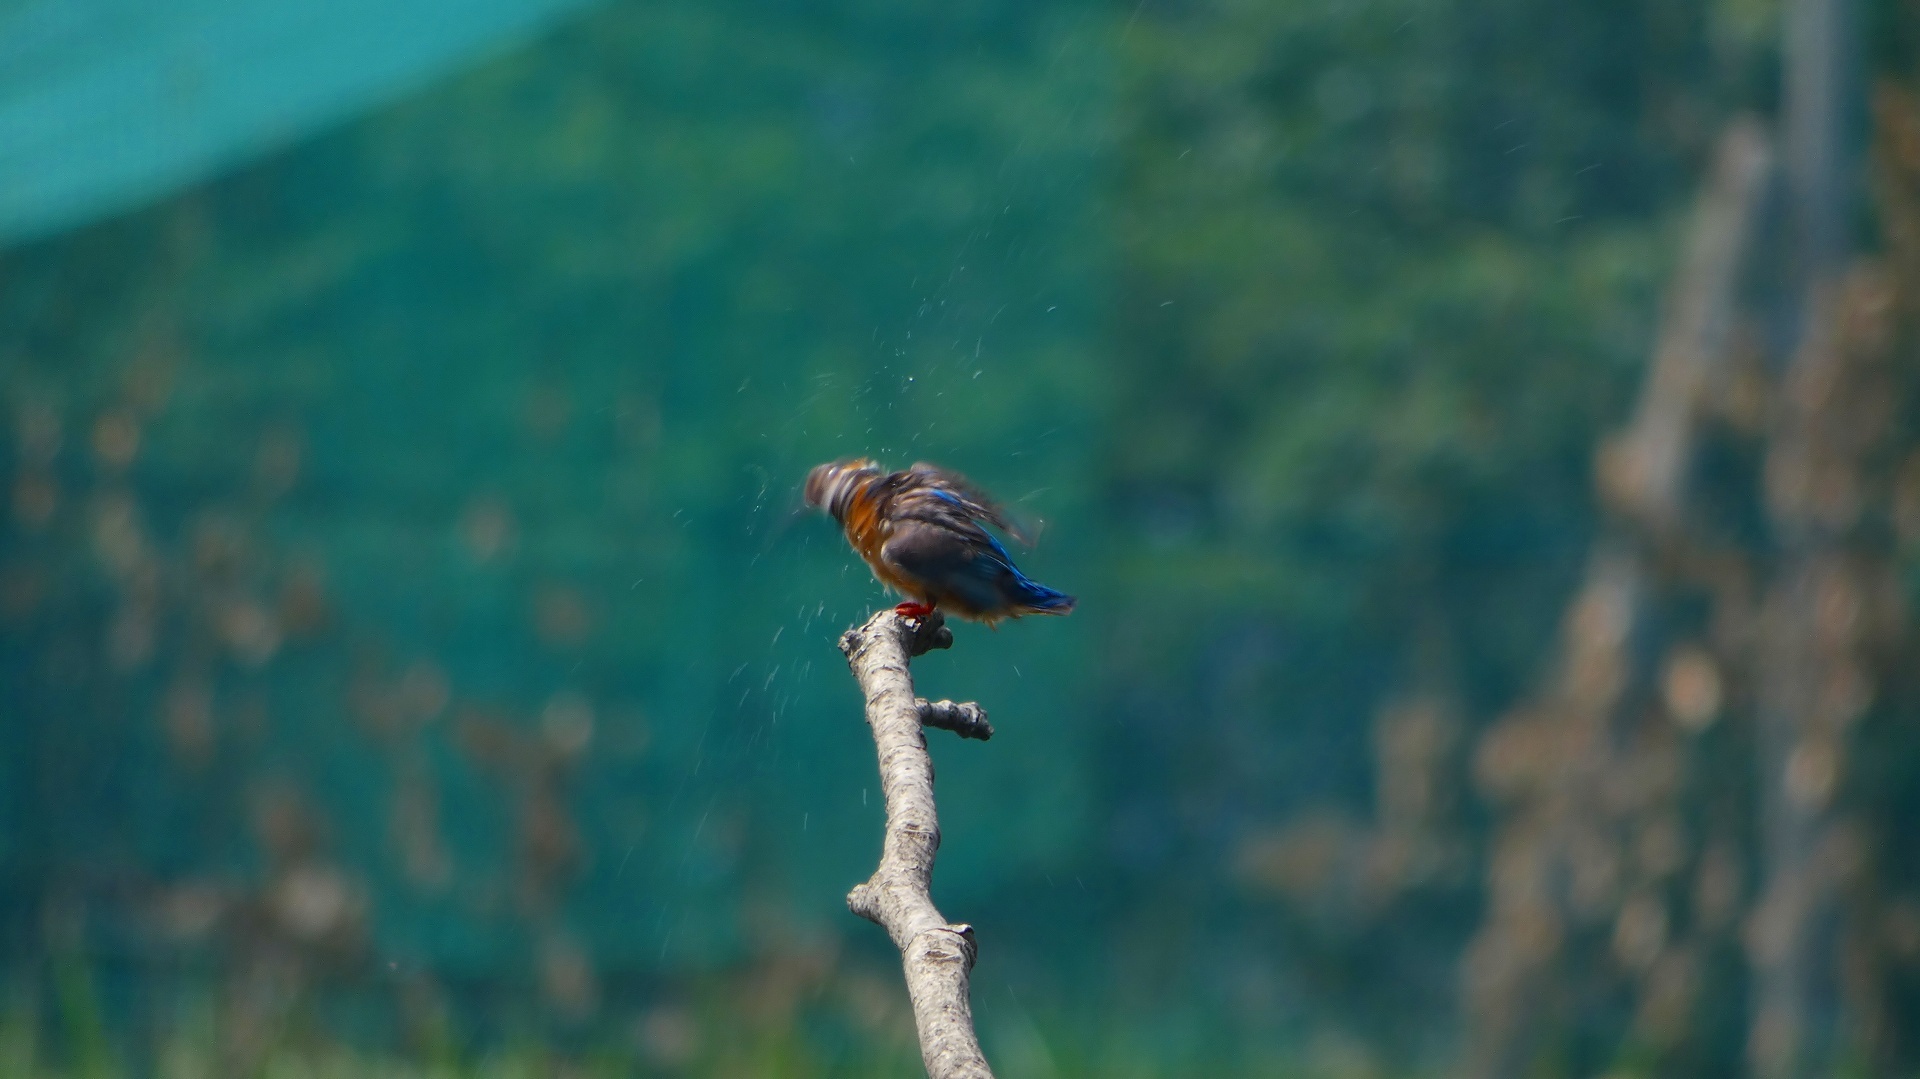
(1598, 116, 1773, 532)
(838, 609, 995, 1079)
(1463, 120, 1777, 1079)
(917, 698, 993, 741)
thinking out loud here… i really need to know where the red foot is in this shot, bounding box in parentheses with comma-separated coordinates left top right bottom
(894, 601, 936, 620)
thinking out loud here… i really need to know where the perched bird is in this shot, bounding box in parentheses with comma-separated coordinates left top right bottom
(804, 458, 1076, 624)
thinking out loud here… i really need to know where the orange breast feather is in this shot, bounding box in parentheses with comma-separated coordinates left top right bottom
(842, 490, 924, 600)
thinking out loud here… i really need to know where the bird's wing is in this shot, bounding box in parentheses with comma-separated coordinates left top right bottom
(901, 463, 1030, 545)
(880, 518, 1011, 613)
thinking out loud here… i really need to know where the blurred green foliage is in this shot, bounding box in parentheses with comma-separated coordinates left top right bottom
(0, 0, 1871, 1073)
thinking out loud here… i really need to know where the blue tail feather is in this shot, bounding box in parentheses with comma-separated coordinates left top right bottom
(1009, 572, 1076, 613)
(975, 533, 1075, 613)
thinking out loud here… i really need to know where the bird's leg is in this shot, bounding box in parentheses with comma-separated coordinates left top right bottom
(893, 601, 936, 621)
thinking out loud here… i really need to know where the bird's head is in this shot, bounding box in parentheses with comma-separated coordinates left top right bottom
(804, 458, 883, 522)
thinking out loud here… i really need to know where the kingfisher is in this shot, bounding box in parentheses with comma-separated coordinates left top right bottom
(804, 458, 1076, 625)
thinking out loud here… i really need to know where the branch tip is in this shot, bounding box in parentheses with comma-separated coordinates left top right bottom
(917, 698, 993, 740)
(904, 611, 954, 656)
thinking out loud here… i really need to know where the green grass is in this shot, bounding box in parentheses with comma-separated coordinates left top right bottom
(0, 955, 1406, 1078)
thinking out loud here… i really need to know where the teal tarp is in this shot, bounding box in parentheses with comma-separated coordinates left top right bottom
(0, 0, 596, 243)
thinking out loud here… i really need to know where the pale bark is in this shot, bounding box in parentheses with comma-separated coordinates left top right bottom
(917, 698, 994, 741)
(838, 609, 995, 1079)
